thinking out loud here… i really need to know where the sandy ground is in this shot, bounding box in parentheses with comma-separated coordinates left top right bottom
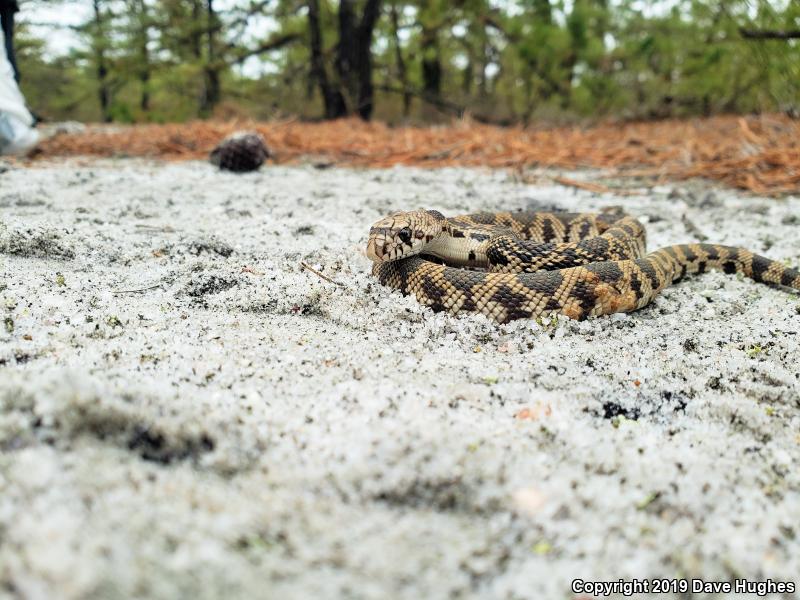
(1, 159, 799, 600)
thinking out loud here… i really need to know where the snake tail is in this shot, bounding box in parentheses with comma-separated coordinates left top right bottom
(373, 244, 799, 324)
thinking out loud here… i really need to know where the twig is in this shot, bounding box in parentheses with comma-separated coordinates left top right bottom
(740, 28, 800, 40)
(421, 142, 469, 160)
(135, 224, 176, 233)
(300, 262, 344, 287)
(112, 278, 173, 294)
(554, 176, 611, 194)
(681, 214, 709, 242)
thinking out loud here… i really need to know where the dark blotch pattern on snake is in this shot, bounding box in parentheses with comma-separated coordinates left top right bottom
(365, 209, 800, 324)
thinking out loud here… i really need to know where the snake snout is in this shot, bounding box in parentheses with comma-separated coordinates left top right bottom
(366, 234, 402, 262)
(366, 238, 385, 262)
(367, 238, 413, 262)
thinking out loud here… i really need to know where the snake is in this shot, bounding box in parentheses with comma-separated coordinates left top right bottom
(365, 209, 800, 324)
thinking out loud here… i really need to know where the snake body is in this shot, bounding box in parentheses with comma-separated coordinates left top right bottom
(365, 210, 800, 324)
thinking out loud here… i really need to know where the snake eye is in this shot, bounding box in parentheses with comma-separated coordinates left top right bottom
(398, 227, 412, 245)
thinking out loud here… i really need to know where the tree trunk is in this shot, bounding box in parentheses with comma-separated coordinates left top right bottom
(140, 67, 151, 113)
(420, 26, 441, 101)
(335, 0, 382, 120)
(335, 0, 356, 113)
(92, 0, 112, 122)
(420, 29, 441, 121)
(477, 32, 488, 100)
(420, 33, 440, 98)
(307, 0, 347, 118)
(190, 0, 203, 60)
(200, 0, 221, 116)
(389, 1, 410, 117)
(134, 0, 151, 112)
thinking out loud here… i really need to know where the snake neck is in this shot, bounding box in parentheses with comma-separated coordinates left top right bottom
(421, 221, 491, 267)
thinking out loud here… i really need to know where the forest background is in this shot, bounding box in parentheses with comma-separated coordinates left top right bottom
(13, 0, 800, 126)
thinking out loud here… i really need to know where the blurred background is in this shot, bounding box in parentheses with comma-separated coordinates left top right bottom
(11, 0, 800, 125)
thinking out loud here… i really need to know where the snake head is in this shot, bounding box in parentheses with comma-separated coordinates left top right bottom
(366, 210, 445, 262)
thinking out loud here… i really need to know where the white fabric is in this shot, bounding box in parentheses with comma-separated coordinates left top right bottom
(0, 26, 37, 154)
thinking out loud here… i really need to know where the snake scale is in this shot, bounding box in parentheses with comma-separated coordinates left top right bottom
(365, 209, 800, 324)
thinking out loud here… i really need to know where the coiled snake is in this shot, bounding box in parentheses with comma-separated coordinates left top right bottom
(365, 209, 800, 324)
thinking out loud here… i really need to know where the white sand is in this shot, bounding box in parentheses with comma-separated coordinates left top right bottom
(1, 159, 799, 599)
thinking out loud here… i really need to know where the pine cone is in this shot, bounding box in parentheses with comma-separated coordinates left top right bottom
(209, 131, 270, 172)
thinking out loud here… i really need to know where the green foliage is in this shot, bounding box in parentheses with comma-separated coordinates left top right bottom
(12, 0, 800, 123)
